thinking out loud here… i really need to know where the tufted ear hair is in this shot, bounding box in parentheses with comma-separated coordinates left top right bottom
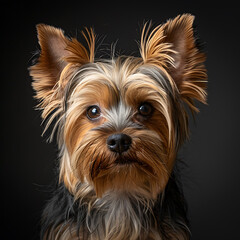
(140, 14, 207, 112)
(29, 24, 95, 119)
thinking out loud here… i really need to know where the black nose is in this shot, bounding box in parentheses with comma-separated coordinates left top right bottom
(107, 133, 132, 154)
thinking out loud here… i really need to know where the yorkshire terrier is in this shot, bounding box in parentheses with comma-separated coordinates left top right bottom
(29, 14, 207, 240)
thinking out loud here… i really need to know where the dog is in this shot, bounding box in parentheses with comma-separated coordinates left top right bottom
(29, 14, 207, 240)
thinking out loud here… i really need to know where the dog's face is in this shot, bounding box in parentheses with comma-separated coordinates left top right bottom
(62, 59, 177, 198)
(29, 14, 207, 199)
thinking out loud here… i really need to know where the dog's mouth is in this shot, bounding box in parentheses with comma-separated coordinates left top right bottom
(115, 156, 137, 165)
(114, 155, 148, 167)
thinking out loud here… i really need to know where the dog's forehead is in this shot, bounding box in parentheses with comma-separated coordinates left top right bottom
(66, 57, 173, 113)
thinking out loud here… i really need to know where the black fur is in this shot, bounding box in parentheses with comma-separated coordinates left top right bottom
(41, 182, 87, 239)
(154, 174, 190, 238)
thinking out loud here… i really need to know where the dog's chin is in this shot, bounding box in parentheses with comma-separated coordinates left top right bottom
(89, 157, 164, 199)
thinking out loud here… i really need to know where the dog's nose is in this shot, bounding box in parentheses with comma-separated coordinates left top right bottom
(107, 133, 132, 153)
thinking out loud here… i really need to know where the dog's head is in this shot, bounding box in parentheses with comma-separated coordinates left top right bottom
(29, 14, 207, 199)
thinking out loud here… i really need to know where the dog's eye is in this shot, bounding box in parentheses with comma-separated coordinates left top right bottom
(138, 102, 153, 116)
(87, 105, 101, 120)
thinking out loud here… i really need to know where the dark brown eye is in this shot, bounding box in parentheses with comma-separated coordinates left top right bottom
(138, 102, 153, 116)
(87, 105, 101, 120)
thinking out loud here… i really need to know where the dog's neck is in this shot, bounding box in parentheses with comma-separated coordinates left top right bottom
(41, 178, 190, 240)
(76, 185, 159, 239)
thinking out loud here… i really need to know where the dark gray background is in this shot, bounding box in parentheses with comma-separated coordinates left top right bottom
(2, 2, 240, 239)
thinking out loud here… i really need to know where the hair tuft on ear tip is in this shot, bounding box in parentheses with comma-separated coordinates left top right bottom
(139, 14, 207, 112)
(29, 23, 96, 126)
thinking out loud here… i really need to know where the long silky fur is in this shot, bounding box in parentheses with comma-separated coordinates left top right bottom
(41, 168, 190, 240)
(29, 14, 207, 240)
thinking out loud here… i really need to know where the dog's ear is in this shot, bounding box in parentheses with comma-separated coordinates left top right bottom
(140, 14, 207, 112)
(29, 24, 95, 119)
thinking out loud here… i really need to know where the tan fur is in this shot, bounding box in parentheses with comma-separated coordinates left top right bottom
(30, 14, 207, 240)
(56, 58, 175, 199)
(29, 25, 95, 131)
(140, 14, 207, 112)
